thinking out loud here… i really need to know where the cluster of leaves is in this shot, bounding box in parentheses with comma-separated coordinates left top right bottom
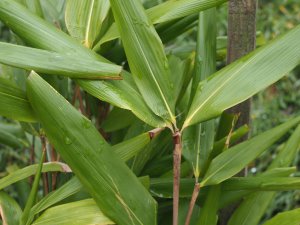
(0, 1, 300, 225)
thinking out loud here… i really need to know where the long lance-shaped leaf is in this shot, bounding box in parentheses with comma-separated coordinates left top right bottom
(0, 0, 165, 128)
(183, 24, 300, 129)
(29, 131, 151, 222)
(30, 177, 82, 219)
(110, 0, 175, 124)
(150, 168, 297, 200)
(183, 8, 217, 179)
(196, 186, 220, 225)
(261, 208, 300, 225)
(0, 192, 22, 225)
(21, 151, 45, 225)
(200, 116, 300, 186)
(101, 108, 136, 132)
(219, 167, 297, 209)
(147, 0, 227, 24)
(0, 129, 23, 148)
(65, 0, 110, 48)
(227, 124, 300, 225)
(30, 177, 150, 225)
(77, 76, 166, 128)
(0, 42, 121, 80)
(22, 0, 44, 17)
(112, 133, 151, 161)
(0, 162, 71, 191)
(32, 199, 114, 225)
(223, 177, 300, 191)
(0, 77, 36, 122)
(27, 72, 157, 225)
(0, 0, 101, 60)
(97, 0, 227, 46)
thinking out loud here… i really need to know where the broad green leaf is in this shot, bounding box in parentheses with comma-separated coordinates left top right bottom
(157, 14, 198, 43)
(262, 208, 300, 225)
(30, 177, 82, 218)
(149, 168, 297, 200)
(0, 123, 25, 137)
(27, 72, 157, 225)
(32, 199, 114, 225)
(183, 8, 216, 179)
(147, 0, 227, 24)
(97, 0, 227, 46)
(77, 75, 166, 128)
(201, 116, 300, 186)
(183, 25, 300, 129)
(39, 0, 65, 24)
(0, 130, 23, 148)
(29, 133, 150, 222)
(223, 177, 300, 191)
(22, 0, 44, 17)
(102, 108, 136, 132)
(112, 132, 151, 162)
(0, 77, 36, 122)
(227, 124, 300, 225)
(0, 162, 71, 191)
(168, 55, 192, 104)
(110, 0, 175, 124)
(30, 175, 150, 223)
(0, 0, 165, 128)
(0, 192, 22, 225)
(178, 200, 200, 225)
(150, 178, 195, 198)
(65, 0, 110, 48)
(21, 151, 45, 225)
(196, 185, 220, 225)
(218, 167, 296, 209)
(0, 0, 101, 61)
(0, 43, 122, 79)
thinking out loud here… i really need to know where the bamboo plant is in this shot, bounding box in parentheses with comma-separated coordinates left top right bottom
(0, 0, 300, 225)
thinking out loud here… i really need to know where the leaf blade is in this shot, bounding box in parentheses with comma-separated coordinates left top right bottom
(184, 25, 300, 128)
(27, 72, 157, 225)
(201, 116, 300, 186)
(0, 77, 36, 122)
(0, 43, 121, 79)
(32, 199, 114, 225)
(65, 0, 110, 48)
(110, 0, 175, 124)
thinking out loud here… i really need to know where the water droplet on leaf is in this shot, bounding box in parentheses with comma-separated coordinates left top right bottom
(64, 137, 72, 145)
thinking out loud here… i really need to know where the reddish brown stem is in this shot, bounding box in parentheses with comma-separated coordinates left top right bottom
(173, 131, 182, 225)
(184, 183, 201, 225)
(72, 85, 86, 115)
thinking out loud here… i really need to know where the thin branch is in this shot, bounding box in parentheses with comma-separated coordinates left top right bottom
(173, 130, 182, 225)
(184, 183, 201, 225)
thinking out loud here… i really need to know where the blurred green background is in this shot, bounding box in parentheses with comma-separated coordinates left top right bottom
(0, 0, 299, 223)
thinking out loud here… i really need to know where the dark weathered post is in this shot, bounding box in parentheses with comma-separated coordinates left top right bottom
(220, 1, 257, 224)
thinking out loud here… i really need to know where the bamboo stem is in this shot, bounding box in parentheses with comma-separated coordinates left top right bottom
(184, 183, 201, 225)
(173, 131, 182, 225)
